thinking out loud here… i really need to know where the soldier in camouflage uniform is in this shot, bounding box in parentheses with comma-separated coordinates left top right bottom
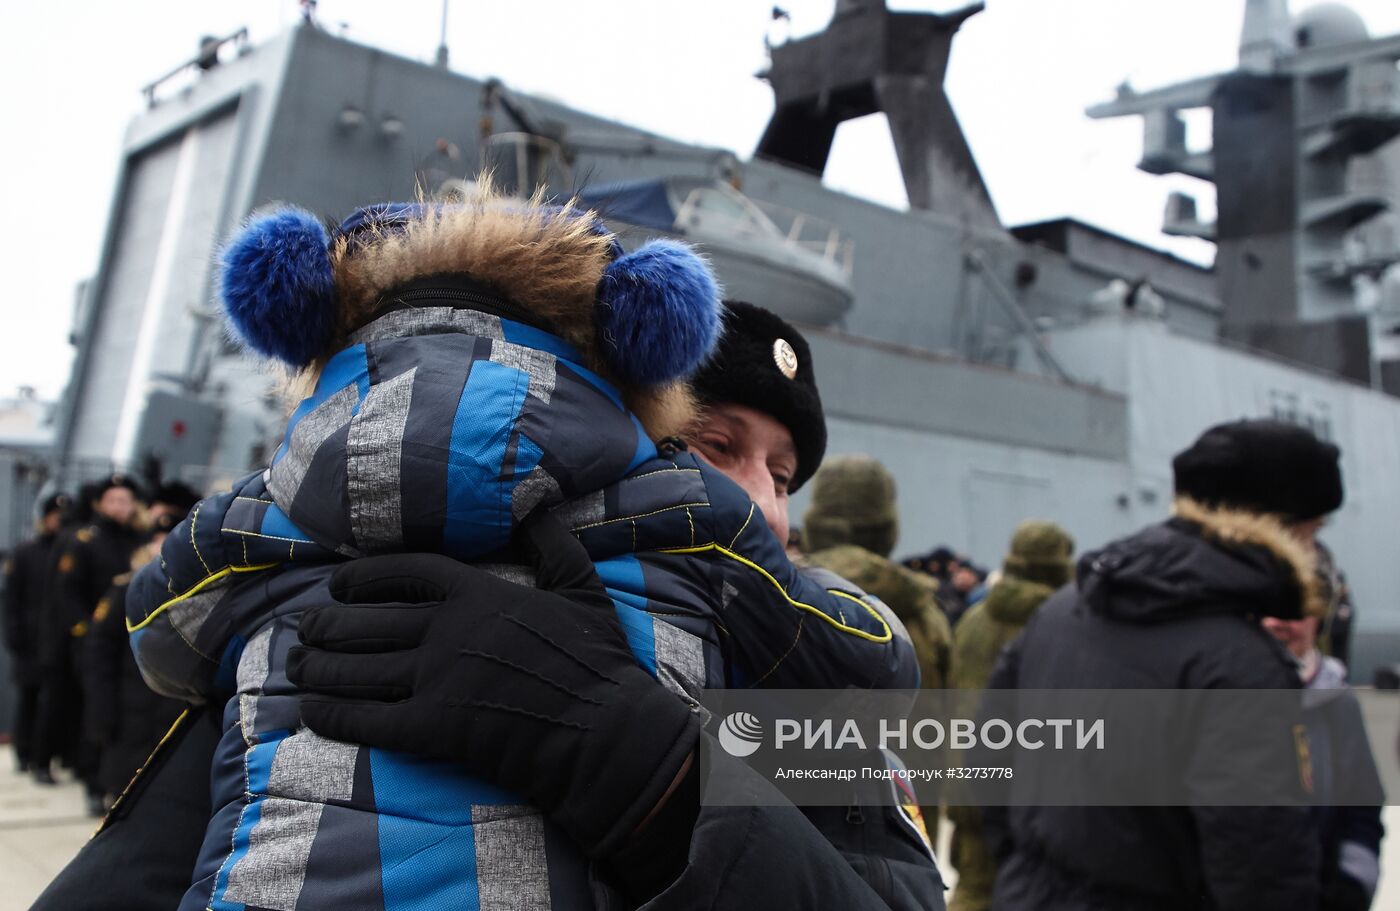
(945, 519, 1073, 911)
(802, 455, 951, 830)
(802, 455, 953, 694)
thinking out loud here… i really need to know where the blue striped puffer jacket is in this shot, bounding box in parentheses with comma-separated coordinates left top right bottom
(127, 304, 917, 911)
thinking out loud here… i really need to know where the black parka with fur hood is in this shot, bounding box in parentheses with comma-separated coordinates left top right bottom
(985, 498, 1323, 911)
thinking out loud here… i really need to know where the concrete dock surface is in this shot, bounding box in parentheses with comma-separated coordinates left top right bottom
(4, 754, 1400, 909)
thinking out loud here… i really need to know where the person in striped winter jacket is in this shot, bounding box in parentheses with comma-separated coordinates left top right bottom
(125, 193, 921, 910)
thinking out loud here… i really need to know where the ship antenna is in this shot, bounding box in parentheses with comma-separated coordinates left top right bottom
(435, 0, 450, 68)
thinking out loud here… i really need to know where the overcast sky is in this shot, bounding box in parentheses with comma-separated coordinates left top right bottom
(4, 0, 1400, 401)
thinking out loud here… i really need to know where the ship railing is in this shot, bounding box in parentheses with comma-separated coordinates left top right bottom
(759, 200, 856, 278)
(673, 186, 854, 277)
(141, 29, 249, 108)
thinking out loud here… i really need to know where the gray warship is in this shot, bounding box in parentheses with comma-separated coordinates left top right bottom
(22, 0, 1400, 680)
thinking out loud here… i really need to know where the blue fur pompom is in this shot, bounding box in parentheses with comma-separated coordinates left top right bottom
(220, 207, 337, 368)
(595, 240, 722, 387)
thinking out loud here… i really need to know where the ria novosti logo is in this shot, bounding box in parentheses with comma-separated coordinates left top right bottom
(718, 712, 764, 757)
(716, 711, 1105, 757)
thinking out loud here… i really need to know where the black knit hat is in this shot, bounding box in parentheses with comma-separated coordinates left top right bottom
(1172, 419, 1343, 520)
(689, 301, 827, 491)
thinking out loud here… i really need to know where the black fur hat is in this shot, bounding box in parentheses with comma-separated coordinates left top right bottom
(40, 493, 71, 518)
(153, 481, 202, 515)
(93, 473, 144, 501)
(1172, 419, 1343, 520)
(690, 301, 826, 492)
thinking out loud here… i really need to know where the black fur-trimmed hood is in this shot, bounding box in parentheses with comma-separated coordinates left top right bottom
(1078, 496, 1323, 624)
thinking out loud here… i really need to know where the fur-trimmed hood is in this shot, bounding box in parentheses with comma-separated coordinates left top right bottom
(330, 202, 614, 365)
(1077, 496, 1324, 625)
(1171, 496, 1324, 618)
(219, 191, 723, 401)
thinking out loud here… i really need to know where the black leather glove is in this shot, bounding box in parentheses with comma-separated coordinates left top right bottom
(286, 514, 702, 858)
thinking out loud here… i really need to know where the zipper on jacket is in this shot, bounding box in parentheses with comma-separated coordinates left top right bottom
(844, 798, 899, 903)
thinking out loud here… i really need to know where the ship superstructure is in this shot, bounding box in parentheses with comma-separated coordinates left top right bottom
(1089, 0, 1400, 390)
(42, 2, 1400, 678)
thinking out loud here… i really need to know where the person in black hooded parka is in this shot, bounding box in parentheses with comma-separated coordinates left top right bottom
(986, 419, 1340, 911)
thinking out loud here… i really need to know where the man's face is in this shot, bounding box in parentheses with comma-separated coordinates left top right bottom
(41, 511, 63, 535)
(94, 488, 137, 526)
(1261, 615, 1319, 660)
(952, 565, 979, 593)
(1288, 516, 1326, 547)
(687, 403, 797, 545)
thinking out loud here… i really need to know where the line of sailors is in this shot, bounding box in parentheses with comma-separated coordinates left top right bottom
(3, 476, 196, 815)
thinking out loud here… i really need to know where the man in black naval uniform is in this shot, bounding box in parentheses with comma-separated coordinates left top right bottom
(2, 493, 70, 773)
(33, 475, 143, 812)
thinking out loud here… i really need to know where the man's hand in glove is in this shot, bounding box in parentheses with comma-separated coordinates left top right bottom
(286, 514, 702, 859)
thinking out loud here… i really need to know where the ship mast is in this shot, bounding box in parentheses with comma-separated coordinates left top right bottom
(435, 0, 450, 69)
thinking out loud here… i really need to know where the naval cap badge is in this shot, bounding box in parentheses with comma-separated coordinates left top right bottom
(773, 338, 799, 379)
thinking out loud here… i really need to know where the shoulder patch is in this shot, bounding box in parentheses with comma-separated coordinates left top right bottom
(882, 750, 936, 859)
(57, 553, 75, 574)
(76, 528, 95, 543)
